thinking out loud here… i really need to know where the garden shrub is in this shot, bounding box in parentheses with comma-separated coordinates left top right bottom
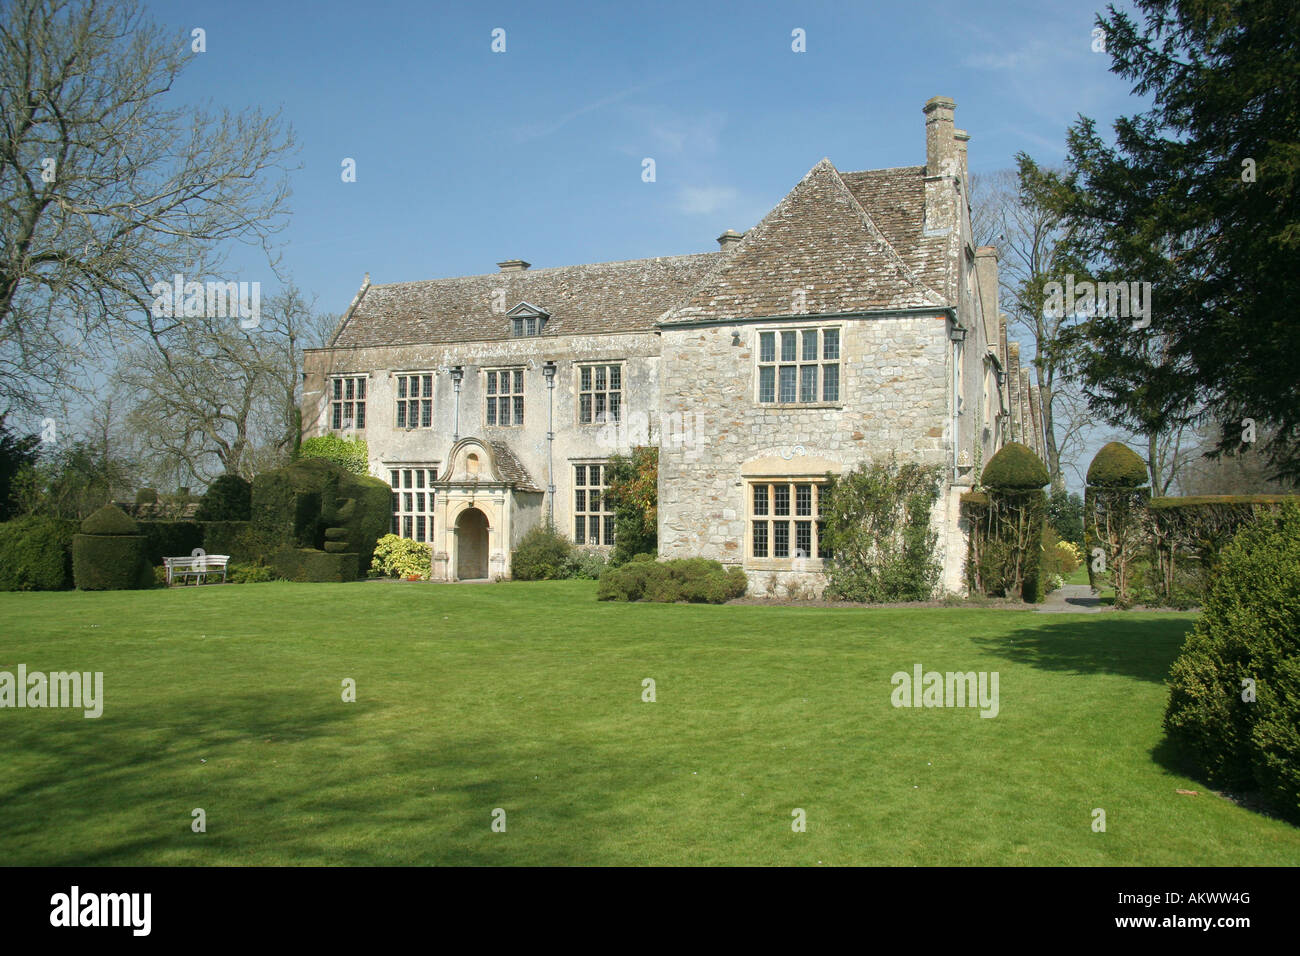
(1084, 443, 1149, 607)
(597, 557, 747, 603)
(0, 516, 78, 590)
(194, 473, 252, 521)
(511, 522, 575, 580)
(1163, 502, 1300, 820)
(975, 444, 1049, 602)
(1047, 486, 1085, 548)
(72, 505, 153, 590)
(567, 548, 608, 580)
(201, 520, 258, 563)
(605, 447, 658, 565)
(135, 488, 158, 506)
(136, 520, 205, 564)
(271, 548, 360, 583)
(821, 458, 943, 603)
(298, 434, 369, 476)
(229, 563, 275, 584)
(371, 533, 432, 579)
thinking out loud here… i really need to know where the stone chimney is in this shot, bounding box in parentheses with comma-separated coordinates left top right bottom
(922, 96, 959, 238)
(716, 229, 744, 252)
(953, 129, 970, 183)
(923, 96, 957, 177)
(497, 259, 530, 272)
(974, 245, 999, 345)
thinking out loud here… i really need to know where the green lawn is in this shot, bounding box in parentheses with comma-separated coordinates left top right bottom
(0, 581, 1294, 865)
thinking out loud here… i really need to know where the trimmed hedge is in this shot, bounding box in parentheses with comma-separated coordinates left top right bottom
(0, 516, 78, 590)
(298, 434, 369, 476)
(194, 473, 252, 521)
(137, 520, 205, 565)
(981, 442, 1050, 490)
(272, 548, 360, 583)
(1086, 441, 1148, 487)
(81, 504, 139, 536)
(72, 505, 153, 590)
(1163, 502, 1300, 819)
(597, 557, 748, 603)
(202, 520, 257, 563)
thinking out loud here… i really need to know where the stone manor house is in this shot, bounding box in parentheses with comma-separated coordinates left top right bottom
(302, 97, 1047, 593)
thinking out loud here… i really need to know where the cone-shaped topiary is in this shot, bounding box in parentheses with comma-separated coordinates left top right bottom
(981, 442, 1049, 490)
(1087, 441, 1149, 487)
(80, 504, 139, 535)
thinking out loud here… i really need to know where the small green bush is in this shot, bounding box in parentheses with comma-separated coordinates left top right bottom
(982, 442, 1049, 490)
(567, 548, 608, 580)
(597, 557, 747, 603)
(194, 474, 252, 521)
(1087, 441, 1149, 487)
(512, 523, 575, 580)
(229, 563, 274, 584)
(0, 516, 78, 590)
(1163, 502, 1300, 819)
(371, 534, 432, 579)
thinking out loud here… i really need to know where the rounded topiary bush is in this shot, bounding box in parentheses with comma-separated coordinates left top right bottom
(1087, 442, 1148, 487)
(194, 473, 252, 521)
(1163, 502, 1300, 819)
(72, 505, 153, 590)
(135, 487, 159, 506)
(981, 442, 1049, 490)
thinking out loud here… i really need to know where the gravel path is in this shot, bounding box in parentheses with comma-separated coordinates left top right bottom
(1036, 583, 1104, 613)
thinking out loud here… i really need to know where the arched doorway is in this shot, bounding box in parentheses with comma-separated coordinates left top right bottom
(455, 508, 490, 580)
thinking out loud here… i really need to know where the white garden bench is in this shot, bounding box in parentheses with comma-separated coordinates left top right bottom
(164, 554, 230, 585)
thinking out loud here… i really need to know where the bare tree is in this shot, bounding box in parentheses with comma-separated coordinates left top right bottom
(0, 0, 295, 415)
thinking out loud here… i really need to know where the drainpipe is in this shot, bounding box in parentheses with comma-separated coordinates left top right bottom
(450, 365, 464, 441)
(949, 322, 966, 481)
(543, 361, 556, 523)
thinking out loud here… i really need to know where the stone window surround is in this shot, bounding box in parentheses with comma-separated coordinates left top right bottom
(754, 323, 845, 407)
(483, 366, 526, 427)
(329, 373, 369, 431)
(571, 458, 615, 547)
(575, 361, 624, 426)
(393, 370, 435, 429)
(386, 462, 441, 543)
(743, 475, 831, 570)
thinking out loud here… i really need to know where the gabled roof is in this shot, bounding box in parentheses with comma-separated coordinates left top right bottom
(657, 159, 945, 326)
(327, 157, 957, 349)
(329, 254, 722, 348)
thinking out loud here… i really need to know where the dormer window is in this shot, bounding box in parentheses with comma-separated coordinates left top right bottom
(506, 301, 549, 337)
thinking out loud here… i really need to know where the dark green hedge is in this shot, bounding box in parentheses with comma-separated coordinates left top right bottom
(137, 520, 205, 565)
(0, 517, 78, 590)
(72, 534, 153, 590)
(81, 504, 138, 535)
(194, 473, 252, 521)
(272, 548, 360, 582)
(202, 520, 257, 563)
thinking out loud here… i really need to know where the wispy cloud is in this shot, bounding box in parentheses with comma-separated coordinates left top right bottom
(513, 68, 698, 142)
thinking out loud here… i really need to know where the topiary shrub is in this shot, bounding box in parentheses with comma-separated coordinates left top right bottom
(0, 516, 78, 590)
(201, 520, 257, 563)
(511, 522, 575, 580)
(72, 505, 153, 590)
(298, 434, 369, 476)
(135, 488, 159, 506)
(597, 557, 747, 603)
(194, 473, 252, 521)
(982, 442, 1050, 491)
(251, 458, 389, 579)
(370, 533, 433, 579)
(1163, 501, 1300, 819)
(1086, 441, 1149, 487)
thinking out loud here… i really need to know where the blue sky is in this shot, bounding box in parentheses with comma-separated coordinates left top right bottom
(149, 0, 1140, 315)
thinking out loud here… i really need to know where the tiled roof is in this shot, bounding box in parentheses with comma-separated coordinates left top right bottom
(487, 441, 540, 492)
(658, 160, 945, 325)
(329, 158, 955, 347)
(330, 254, 722, 348)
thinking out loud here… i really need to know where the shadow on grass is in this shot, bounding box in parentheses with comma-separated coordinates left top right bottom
(972, 615, 1196, 685)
